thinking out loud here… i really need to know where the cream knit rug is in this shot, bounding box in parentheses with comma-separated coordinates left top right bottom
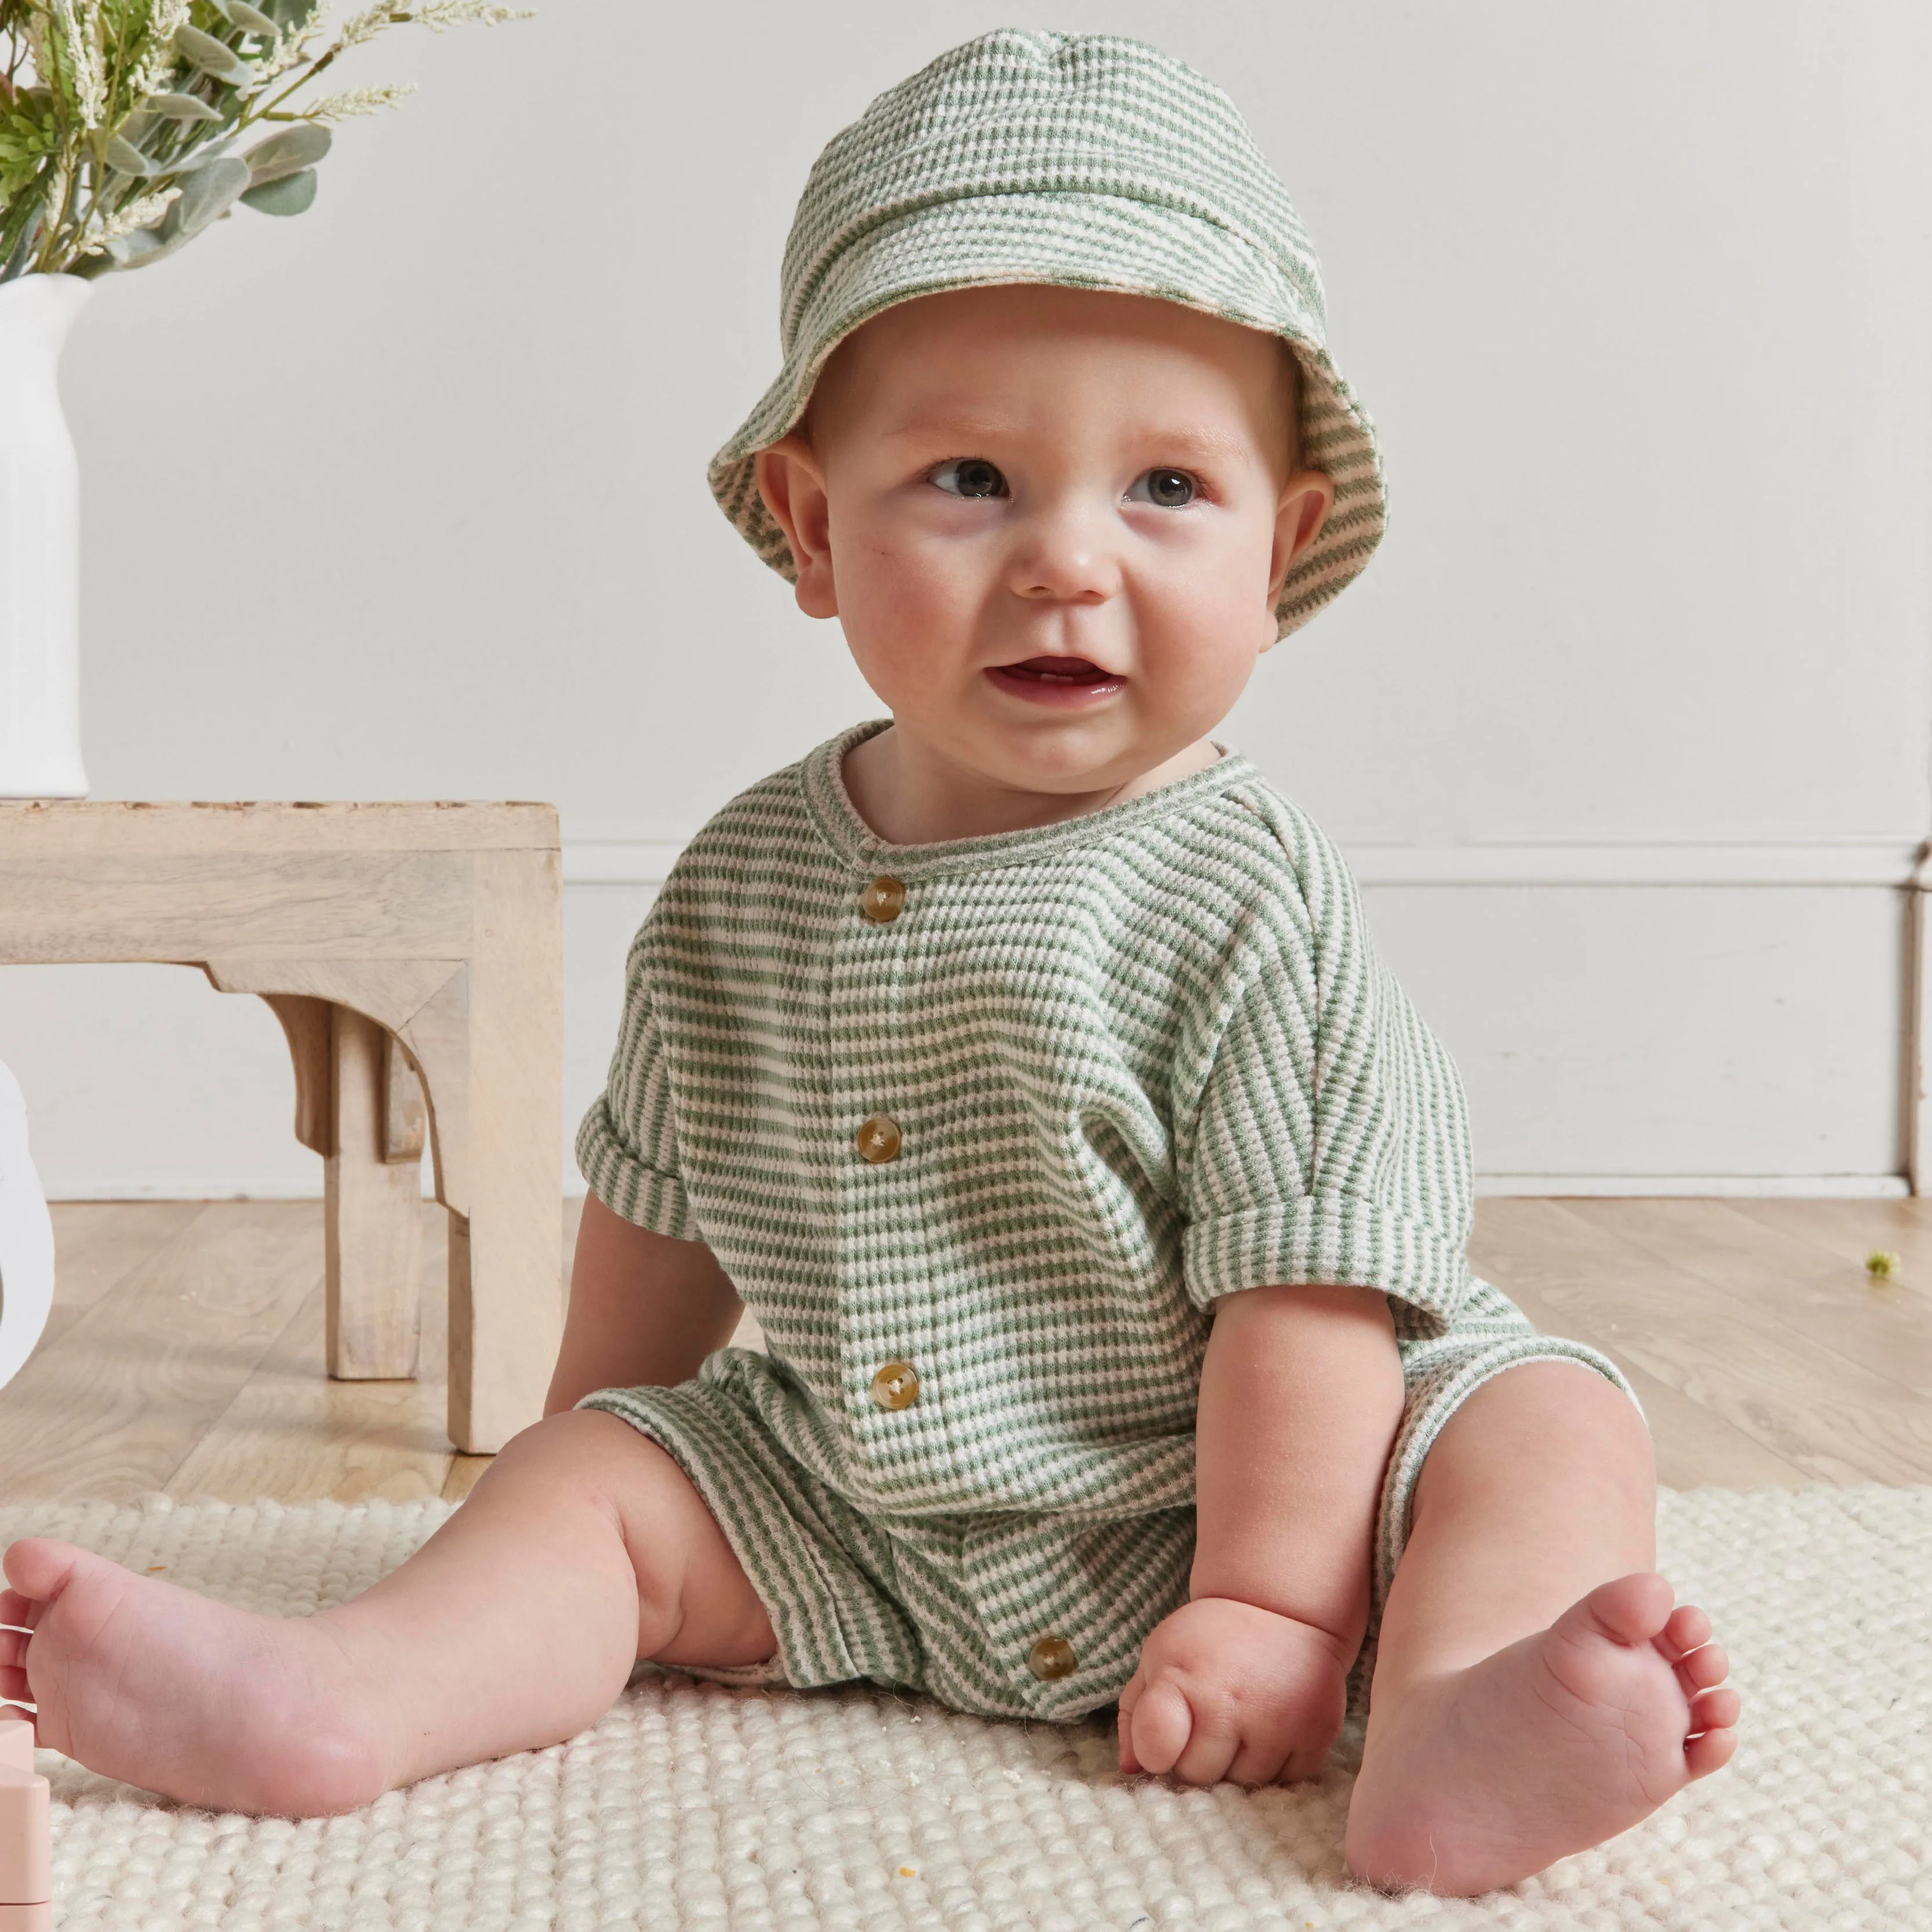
(2, 1485, 1925, 1930)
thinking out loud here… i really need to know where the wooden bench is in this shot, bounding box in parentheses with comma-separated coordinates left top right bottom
(0, 801, 563, 1454)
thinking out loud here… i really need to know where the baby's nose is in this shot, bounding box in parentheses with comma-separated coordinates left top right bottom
(1007, 503, 1120, 603)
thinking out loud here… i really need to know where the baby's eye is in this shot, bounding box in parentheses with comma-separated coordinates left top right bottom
(1128, 468, 1198, 508)
(929, 457, 1009, 499)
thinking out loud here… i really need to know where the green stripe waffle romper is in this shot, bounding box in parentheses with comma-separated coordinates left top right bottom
(576, 719, 1639, 1723)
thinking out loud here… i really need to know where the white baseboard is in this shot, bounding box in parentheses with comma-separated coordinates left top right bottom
(47, 1176, 330, 1202)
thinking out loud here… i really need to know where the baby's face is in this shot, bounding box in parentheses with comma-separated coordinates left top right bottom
(755, 284, 1334, 805)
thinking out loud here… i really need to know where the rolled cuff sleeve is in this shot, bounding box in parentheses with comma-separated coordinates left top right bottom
(574, 1096, 697, 1241)
(1183, 1192, 1471, 1331)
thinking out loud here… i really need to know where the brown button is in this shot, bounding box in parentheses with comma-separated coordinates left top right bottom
(854, 1114, 901, 1163)
(1027, 1635, 1076, 1681)
(860, 875, 907, 923)
(871, 1360, 920, 1410)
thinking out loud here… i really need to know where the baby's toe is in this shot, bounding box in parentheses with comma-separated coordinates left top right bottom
(1690, 1684, 1740, 1733)
(1570, 1573, 1675, 1647)
(1656, 1603, 1712, 1660)
(1673, 1640, 1729, 1697)
(1684, 1724, 1737, 1779)
(1, 1538, 79, 1603)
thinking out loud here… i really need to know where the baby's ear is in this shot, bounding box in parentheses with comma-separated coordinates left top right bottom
(755, 437, 839, 620)
(1267, 468, 1337, 610)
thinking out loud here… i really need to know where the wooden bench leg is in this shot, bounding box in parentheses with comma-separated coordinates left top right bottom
(209, 913, 561, 1450)
(446, 850, 564, 1451)
(325, 1004, 424, 1380)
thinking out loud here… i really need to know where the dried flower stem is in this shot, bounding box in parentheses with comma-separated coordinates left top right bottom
(2, 0, 534, 279)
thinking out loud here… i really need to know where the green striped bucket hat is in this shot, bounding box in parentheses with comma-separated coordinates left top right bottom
(709, 28, 1388, 639)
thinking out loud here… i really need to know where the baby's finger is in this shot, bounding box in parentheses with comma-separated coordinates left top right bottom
(1167, 1697, 1241, 1788)
(1222, 1729, 1291, 1789)
(1115, 1675, 1145, 1774)
(1222, 1698, 1334, 1788)
(1280, 1719, 1341, 1787)
(1123, 1677, 1194, 1776)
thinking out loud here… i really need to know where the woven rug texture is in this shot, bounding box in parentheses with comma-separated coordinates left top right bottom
(0, 1484, 1925, 1931)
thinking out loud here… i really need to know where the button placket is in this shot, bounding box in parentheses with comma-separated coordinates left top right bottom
(831, 861, 927, 1477)
(959, 1512, 1123, 1709)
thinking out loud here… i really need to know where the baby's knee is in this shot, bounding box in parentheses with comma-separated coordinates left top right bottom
(1519, 1359, 1652, 1468)
(1423, 1359, 1655, 1519)
(471, 1406, 670, 1511)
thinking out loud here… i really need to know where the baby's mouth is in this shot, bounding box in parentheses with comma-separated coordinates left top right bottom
(1000, 656, 1114, 684)
(986, 656, 1126, 705)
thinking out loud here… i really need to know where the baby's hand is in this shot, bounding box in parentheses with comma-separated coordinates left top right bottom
(1116, 1596, 1352, 1787)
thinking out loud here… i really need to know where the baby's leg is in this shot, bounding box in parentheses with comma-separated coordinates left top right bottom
(1342, 1360, 1739, 1896)
(0, 1410, 776, 1816)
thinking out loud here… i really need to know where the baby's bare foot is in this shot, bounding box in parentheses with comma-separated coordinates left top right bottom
(0, 1538, 397, 1816)
(1344, 1573, 1740, 1897)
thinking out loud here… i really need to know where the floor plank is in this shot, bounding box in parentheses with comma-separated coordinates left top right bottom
(1473, 1199, 1932, 1485)
(1468, 1204, 1814, 1489)
(166, 1279, 456, 1505)
(40, 1200, 205, 1354)
(0, 1203, 322, 1502)
(1563, 1198, 1932, 1395)
(1728, 1196, 1932, 1304)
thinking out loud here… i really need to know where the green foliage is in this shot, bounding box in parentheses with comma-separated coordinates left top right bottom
(237, 159, 307, 211)
(0, 85, 58, 204)
(0, 0, 533, 282)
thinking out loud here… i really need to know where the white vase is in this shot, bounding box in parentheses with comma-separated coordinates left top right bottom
(0, 271, 94, 799)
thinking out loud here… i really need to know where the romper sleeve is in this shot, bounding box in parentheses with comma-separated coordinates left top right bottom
(574, 925, 700, 1241)
(1177, 813, 1475, 1334)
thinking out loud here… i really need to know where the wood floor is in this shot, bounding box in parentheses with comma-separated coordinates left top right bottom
(1, 1196, 1927, 1506)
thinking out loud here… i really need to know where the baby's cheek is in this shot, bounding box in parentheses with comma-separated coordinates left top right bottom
(1133, 596, 1269, 708)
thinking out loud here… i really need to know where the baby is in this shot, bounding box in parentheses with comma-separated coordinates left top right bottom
(0, 31, 1737, 1897)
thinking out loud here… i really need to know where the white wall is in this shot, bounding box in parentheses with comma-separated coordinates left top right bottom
(3, 1, 1928, 1196)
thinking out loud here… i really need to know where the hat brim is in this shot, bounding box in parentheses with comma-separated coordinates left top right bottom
(708, 191, 1387, 638)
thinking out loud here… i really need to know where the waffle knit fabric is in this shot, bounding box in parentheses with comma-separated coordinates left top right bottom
(19, 1485, 1931, 1929)
(574, 721, 1636, 1723)
(707, 28, 1389, 640)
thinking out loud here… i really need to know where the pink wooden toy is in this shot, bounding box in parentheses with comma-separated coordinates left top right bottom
(0, 1716, 47, 1930)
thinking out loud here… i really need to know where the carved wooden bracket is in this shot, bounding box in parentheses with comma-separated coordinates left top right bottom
(201, 959, 471, 1215)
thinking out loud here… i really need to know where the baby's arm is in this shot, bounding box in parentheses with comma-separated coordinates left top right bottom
(1118, 1282, 1406, 1785)
(545, 1195, 745, 1414)
(1193, 1281, 1405, 1647)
